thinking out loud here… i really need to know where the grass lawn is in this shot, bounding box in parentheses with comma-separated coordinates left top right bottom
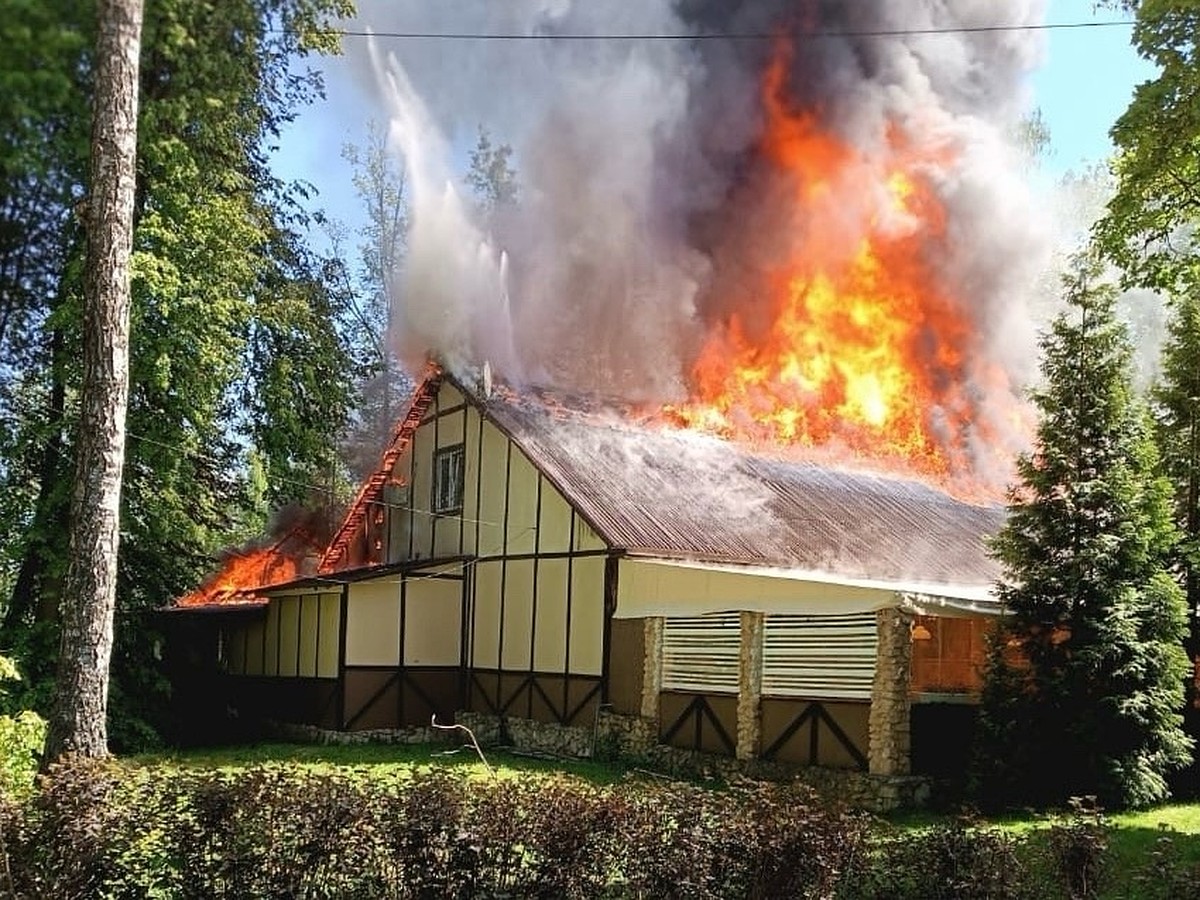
(131, 739, 635, 785)
(886, 800, 1200, 896)
(1103, 803, 1200, 880)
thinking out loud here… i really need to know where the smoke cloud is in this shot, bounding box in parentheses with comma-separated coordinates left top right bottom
(345, 0, 1053, 480)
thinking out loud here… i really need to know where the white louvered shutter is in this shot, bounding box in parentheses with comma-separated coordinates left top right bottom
(762, 613, 877, 700)
(661, 613, 740, 694)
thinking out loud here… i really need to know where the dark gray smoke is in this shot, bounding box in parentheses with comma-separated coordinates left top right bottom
(348, 0, 1049, 479)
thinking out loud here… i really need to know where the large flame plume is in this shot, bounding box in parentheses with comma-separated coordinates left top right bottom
(347, 0, 1046, 496)
(671, 42, 1023, 482)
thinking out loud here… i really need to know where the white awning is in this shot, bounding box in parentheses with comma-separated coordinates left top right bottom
(615, 556, 999, 619)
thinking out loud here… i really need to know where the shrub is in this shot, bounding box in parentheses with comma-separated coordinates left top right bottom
(521, 776, 631, 897)
(1124, 826, 1200, 900)
(1046, 798, 1110, 900)
(0, 758, 1156, 899)
(170, 765, 392, 898)
(7, 757, 131, 898)
(706, 781, 872, 899)
(375, 767, 474, 897)
(616, 780, 723, 898)
(0, 655, 46, 800)
(860, 815, 1030, 900)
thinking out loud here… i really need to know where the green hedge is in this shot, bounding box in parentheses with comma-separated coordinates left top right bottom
(2, 759, 1199, 898)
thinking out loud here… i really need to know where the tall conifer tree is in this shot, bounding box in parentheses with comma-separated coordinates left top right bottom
(1154, 290, 1200, 641)
(975, 256, 1192, 809)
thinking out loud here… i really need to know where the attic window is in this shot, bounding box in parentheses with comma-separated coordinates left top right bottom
(432, 444, 465, 514)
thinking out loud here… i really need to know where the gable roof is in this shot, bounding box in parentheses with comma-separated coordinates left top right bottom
(319, 362, 443, 574)
(476, 379, 1005, 594)
(309, 364, 1006, 599)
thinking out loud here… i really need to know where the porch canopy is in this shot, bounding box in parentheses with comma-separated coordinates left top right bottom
(616, 555, 999, 620)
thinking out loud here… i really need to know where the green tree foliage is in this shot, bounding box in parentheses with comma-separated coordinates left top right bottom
(1097, 0, 1200, 767)
(1016, 107, 1052, 169)
(0, 655, 45, 798)
(330, 122, 412, 480)
(1150, 291, 1200, 768)
(1097, 0, 1200, 291)
(0, 0, 357, 748)
(465, 126, 518, 219)
(975, 256, 1192, 809)
(1154, 293, 1200, 625)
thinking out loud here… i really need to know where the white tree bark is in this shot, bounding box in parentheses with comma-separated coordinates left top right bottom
(45, 0, 144, 761)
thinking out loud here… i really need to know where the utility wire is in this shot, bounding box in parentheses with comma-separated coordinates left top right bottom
(278, 19, 1135, 42)
(0, 403, 506, 530)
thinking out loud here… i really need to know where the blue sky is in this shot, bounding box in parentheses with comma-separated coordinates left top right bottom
(1033, 0, 1155, 174)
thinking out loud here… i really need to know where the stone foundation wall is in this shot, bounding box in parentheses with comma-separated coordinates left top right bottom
(641, 617, 664, 719)
(271, 711, 929, 813)
(456, 710, 596, 757)
(265, 719, 447, 746)
(798, 766, 931, 811)
(453, 709, 930, 813)
(597, 708, 659, 759)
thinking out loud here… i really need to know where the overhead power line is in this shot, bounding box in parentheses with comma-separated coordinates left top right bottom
(282, 19, 1135, 42)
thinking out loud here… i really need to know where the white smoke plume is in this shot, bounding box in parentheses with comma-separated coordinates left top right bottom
(345, 0, 1055, 479)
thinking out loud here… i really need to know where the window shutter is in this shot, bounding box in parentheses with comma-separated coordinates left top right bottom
(662, 613, 740, 694)
(762, 613, 877, 700)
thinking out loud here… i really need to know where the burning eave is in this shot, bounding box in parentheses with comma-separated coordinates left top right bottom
(164, 593, 269, 614)
(318, 361, 444, 574)
(171, 523, 331, 612)
(169, 554, 481, 614)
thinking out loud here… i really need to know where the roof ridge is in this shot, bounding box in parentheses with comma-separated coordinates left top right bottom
(317, 361, 443, 573)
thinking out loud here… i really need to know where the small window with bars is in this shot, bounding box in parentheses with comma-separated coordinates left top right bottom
(432, 444, 465, 514)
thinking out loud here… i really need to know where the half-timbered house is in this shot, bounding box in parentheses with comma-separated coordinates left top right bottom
(170, 362, 1005, 785)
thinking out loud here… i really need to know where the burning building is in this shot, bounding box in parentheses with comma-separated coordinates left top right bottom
(169, 364, 1003, 805)
(167, 2, 1051, 804)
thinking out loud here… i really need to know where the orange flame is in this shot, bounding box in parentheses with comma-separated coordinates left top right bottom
(176, 534, 310, 607)
(673, 42, 1018, 487)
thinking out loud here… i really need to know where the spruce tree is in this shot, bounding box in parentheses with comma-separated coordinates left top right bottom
(975, 256, 1192, 809)
(1154, 289, 1200, 644)
(1151, 287, 1200, 790)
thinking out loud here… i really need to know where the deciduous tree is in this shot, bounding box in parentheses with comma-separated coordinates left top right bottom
(466, 126, 518, 220)
(44, 0, 144, 761)
(331, 122, 411, 480)
(1, 0, 358, 748)
(1097, 0, 1200, 292)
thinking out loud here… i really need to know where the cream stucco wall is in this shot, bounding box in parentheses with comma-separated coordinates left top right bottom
(353, 379, 613, 683)
(502, 559, 535, 669)
(534, 558, 569, 672)
(384, 381, 605, 568)
(404, 577, 462, 666)
(472, 560, 502, 668)
(345, 580, 401, 666)
(617, 558, 906, 619)
(317, 593, 340, 677)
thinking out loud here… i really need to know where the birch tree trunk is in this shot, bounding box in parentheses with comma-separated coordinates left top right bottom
(44, 0, 144, 762)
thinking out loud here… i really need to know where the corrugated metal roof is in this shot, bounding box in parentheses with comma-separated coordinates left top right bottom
(480, 383, 1004, 592)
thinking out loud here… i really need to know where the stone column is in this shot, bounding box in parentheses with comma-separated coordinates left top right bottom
(737, 611, 764, 761)
(641, 617, 664, 720)
(868, 607, 913, 775)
